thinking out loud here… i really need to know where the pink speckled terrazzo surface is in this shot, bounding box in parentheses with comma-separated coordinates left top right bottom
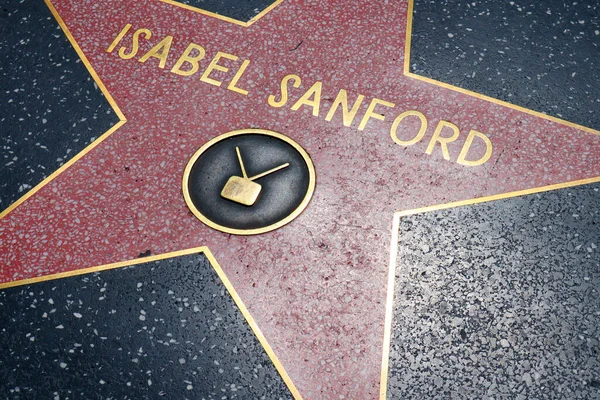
(2, 0, 600, 398)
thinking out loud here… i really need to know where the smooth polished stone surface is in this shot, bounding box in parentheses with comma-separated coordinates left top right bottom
(387, 183, 600, 399)
(0, 252, 291, 399)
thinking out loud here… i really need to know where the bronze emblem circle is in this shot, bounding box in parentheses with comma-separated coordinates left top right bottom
(182, 129, 316, 235)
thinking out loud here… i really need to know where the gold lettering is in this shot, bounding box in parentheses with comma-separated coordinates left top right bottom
(457, 130, 493, 166)
(426, 120, 461, 161)
(291, 81, 323, 116)
(227, 59, 251, 95)
(106, 23, 132, 53)
(390, 110, 428, 146)
(200, 51, 238, 87)
(358, 98, 395, 131)
(138, 35, 173, 68)
(268, 74, 302, 108)
(170, 43, 206, 76)
(118, 28, 151, 60)
(325, 89, 365, 126)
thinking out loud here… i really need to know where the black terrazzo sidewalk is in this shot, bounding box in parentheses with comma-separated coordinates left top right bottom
(0, 0, 118, 213)
(410, 0, 600, 130)
(0, 253, 292, 399)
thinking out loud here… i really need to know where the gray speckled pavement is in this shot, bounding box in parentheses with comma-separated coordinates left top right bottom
(0, 253, 292, 399)
(387, 183, 600, 399)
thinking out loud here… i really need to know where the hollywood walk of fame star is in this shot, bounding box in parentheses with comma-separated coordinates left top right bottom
(1, 0, 599, 398)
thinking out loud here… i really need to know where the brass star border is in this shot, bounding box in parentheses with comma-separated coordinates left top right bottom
(158, 0, 285, 27)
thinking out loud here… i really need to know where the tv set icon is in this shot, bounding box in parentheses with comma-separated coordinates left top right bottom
(221, 147, 289, 206)
(221, 176, 262, 206)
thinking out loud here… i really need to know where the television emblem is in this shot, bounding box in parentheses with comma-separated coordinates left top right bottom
(220, 146, 289, 206)
(183, 129, 315, 235)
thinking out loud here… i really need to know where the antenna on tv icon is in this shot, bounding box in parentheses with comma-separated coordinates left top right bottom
(220, 147, 289, 206)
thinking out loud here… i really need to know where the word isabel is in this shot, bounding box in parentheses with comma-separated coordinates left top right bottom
(106, 24, 492, 166)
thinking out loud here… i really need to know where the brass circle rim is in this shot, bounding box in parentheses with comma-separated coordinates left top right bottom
(182, 129, 316, 235)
